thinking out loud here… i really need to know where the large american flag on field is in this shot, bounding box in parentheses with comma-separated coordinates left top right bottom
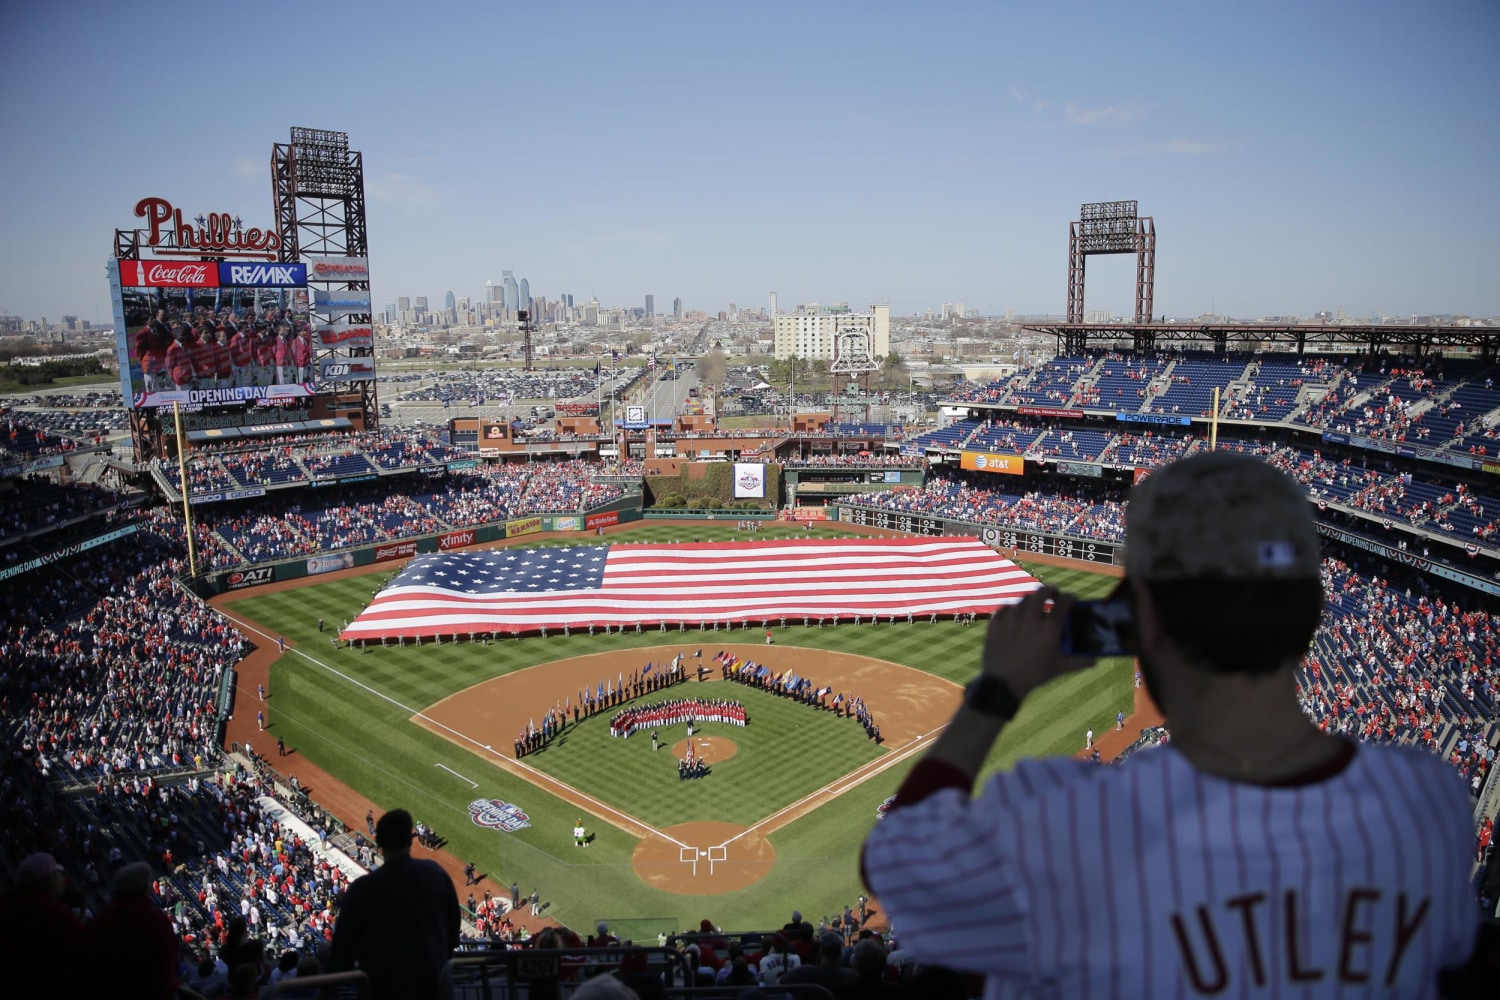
(339, 538, 1040, 640)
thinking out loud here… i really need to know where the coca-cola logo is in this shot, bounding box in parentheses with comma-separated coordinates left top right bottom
(133, 196, 280, 259)
(149, 263, 210, 284)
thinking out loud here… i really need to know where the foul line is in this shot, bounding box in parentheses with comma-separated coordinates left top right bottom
(715, 725, 947, 850)
(435, 763, 478, 788)
(219, 609, 690, 851)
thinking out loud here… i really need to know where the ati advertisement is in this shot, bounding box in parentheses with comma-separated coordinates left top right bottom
(224, 566, 275, 591)
(110, 258, 314, 410)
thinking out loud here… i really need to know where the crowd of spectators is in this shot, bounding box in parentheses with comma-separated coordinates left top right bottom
(1301, 555, 1498, 800)
(0, 476, 130, 540)
(1, 407, 81, 461)
(844, 471, 1128, 542)
(185, 460, 631, 568)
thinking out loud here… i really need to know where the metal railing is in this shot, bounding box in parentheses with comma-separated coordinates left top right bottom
(444, 946, 687, 1000)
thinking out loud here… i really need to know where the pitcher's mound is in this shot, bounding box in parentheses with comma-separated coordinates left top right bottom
(671, 737, 737, 764)
(632, 821, 774, 895)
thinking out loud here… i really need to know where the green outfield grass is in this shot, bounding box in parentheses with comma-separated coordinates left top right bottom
(227, 526, 1128, 931)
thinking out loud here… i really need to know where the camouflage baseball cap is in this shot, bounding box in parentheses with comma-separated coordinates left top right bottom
(1125, 451, 1320, 581)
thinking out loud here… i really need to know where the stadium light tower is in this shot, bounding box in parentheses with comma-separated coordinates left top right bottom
(1066, 200, 1156, 326)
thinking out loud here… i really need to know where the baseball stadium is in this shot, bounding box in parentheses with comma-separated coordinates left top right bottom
(2, 123, 1498, 999)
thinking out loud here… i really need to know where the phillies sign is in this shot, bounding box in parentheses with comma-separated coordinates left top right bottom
(119, 260, 219, 288)
(218, 262, 307, 287)
(133, 196, 281, 259)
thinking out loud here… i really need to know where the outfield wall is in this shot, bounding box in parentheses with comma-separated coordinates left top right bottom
(832, 504, 1125, 566)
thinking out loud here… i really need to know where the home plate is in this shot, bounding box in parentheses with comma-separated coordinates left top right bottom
(700, 850, 708, 857)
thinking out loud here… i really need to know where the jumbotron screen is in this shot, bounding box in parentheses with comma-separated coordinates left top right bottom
(109, 258, 321, 411)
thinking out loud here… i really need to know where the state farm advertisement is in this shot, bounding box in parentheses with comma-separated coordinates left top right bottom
(304, 256, 371, 282)
(438, 529, 476, 551)
(585, 511, 619, 530)
(315, 322, 374, 347)
(374, 541, 418, 563)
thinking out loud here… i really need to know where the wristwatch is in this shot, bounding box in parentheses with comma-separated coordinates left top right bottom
(963, 674, 1021, 720)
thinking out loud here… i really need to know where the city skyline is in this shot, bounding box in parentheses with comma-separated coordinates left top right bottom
(1, 1, 1497, 324)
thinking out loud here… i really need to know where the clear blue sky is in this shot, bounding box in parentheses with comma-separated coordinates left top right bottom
(2, 0, 1496, 323)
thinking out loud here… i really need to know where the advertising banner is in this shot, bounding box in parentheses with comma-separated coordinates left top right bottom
(1484, 462, 1500, 476)
(224, 566, 275, 590)
(218, 262, 307, 287)
(623, 405, 647, 428)
(1115, 412, 1192, 427)
(1132, 467, 1154, 486)
(312, 289, 371, 314)
(506, 516, 542, 538)
(304, 256, 371, 282)
(1321, 430, 1481, 472)
(733, 462, 767, 499)
(0, 525, 138, 582)
(119, 259, 220, 288)
(308, 552, 355, 575)
(133, 383, 317, 410)
(447, 460, 479, 472)
(112, 257, 313, 411)
(958, 451, 1024, 475)
(1017, 406, 1085, 419)
(481, 422, 508, 442)
(0, 454, 67, 480)
(314, 323, 374, 347)
(188, 487, 268, 505)
(1315, 523, 1500, 598)
(556, 402, 599, 416)
(1056, 460, 1104, 478)
(438, 528, 476, 551)
(585, 510, 620, 530)
(318, 358, 377, 382)
(550, 515, 583, 531)
(374, 541, 418, 563)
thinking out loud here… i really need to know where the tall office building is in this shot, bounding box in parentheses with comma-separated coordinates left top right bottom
(519, 277, 531, 311)
(398, 296, 410, 313)
(772, 303, 890, 361)
(414, 296, 428, 314)
(673, 297, 682, 319)
(769, 292, 777, 317)
(444, 290, 456, 311)
(501, 270, 519, 313)
(645, 294, 654, 319)
(485, 280, 500, 304)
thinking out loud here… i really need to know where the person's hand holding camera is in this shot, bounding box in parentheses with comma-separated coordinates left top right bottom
(980, 586, 1099, 702)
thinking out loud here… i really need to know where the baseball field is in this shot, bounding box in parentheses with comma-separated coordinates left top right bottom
(221, 522, 1132, 937)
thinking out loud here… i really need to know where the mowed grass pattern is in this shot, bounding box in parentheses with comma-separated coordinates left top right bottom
(229, 526, 1129, 929)
(526, 685, 885, 828)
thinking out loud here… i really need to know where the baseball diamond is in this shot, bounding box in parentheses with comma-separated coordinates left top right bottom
(219, 522, 1139, 932)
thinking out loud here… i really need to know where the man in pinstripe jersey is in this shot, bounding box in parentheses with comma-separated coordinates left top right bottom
(863, 452, 1478, 998)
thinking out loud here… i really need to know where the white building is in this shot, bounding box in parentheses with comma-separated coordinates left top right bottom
(772, 304, 889, 361)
